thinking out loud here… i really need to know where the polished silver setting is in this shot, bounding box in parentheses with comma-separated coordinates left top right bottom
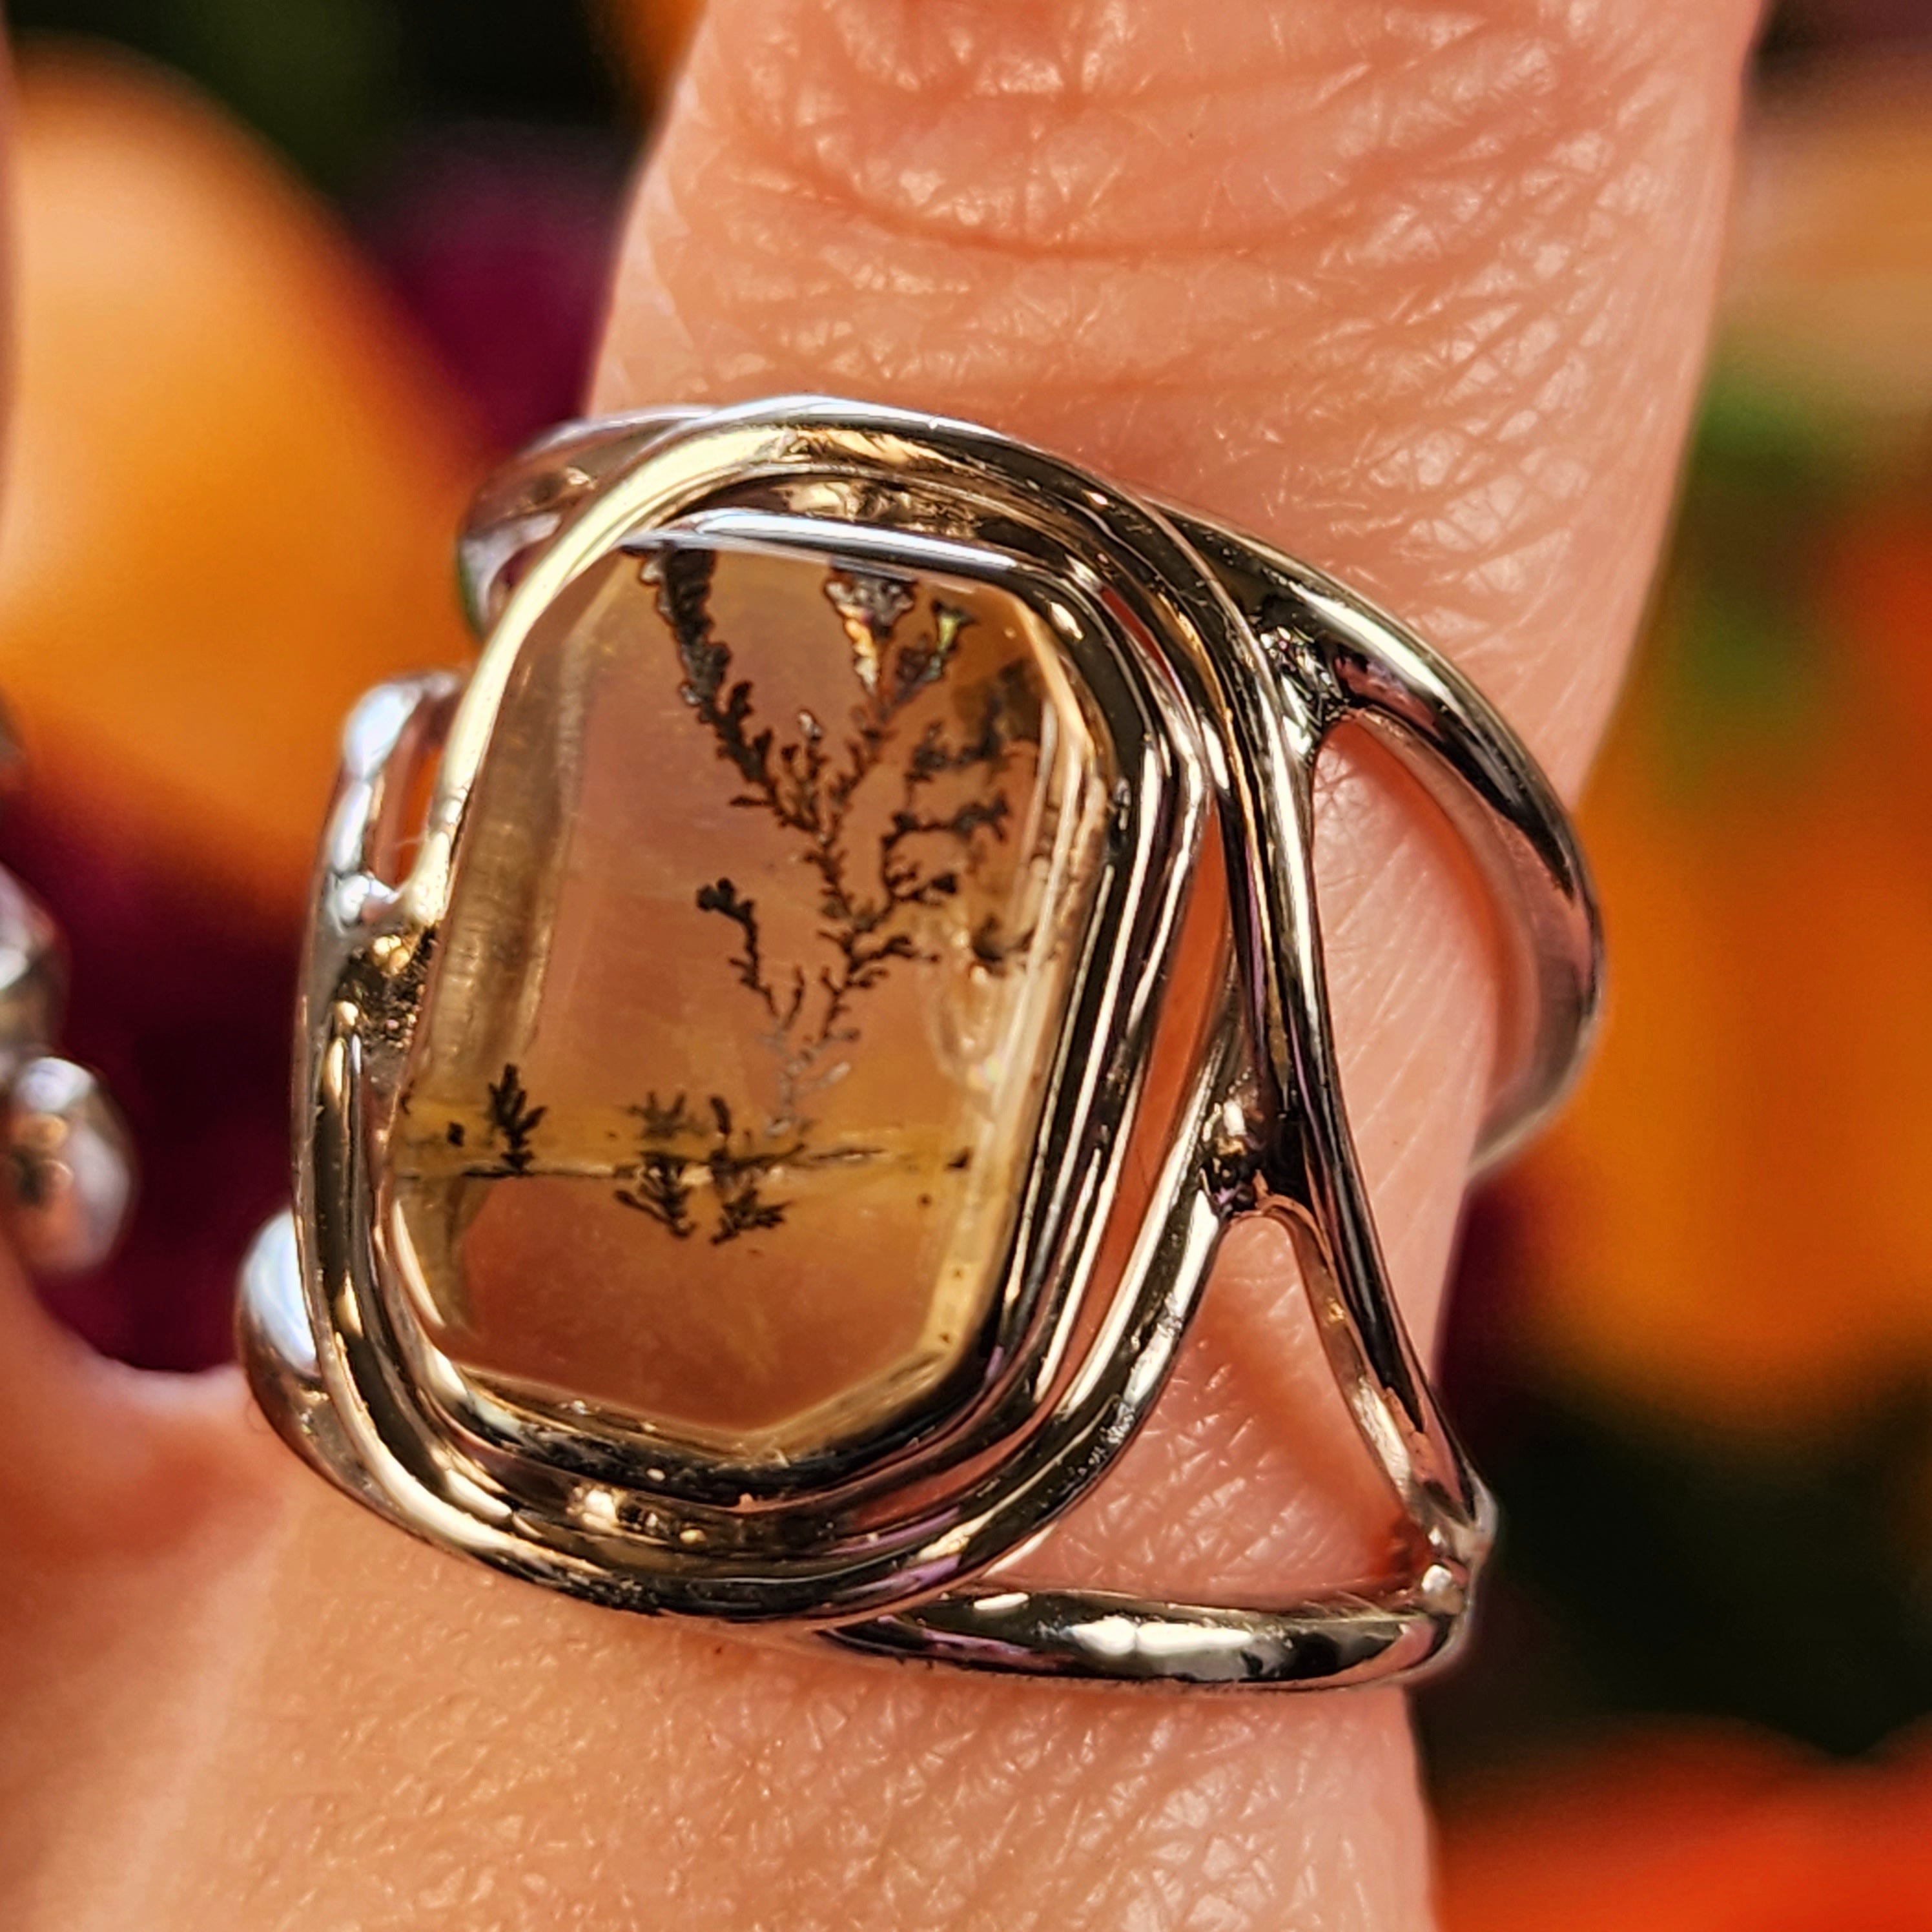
(0, 748, 137, 1275)
(1, 1054, 136, 1275)
(241, 396, 1601, 1689)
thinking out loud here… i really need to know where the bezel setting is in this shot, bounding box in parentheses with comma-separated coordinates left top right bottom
(241, 397, 1601, 1687)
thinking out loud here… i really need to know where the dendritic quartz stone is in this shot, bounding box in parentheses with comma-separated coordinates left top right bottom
(390, 540, 1109, 1461)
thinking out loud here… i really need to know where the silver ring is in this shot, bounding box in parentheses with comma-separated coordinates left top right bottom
(239, 396, 1600, 1689)
(0, 703, 137, 1277)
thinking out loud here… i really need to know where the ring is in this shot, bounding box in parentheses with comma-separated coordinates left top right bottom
(240, 396, 1600, 1689)
(0, 699, 136, 1277)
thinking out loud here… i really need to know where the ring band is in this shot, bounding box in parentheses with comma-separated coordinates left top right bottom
(240, 396, 1600, 1689)
(0, 699, 136, 1277)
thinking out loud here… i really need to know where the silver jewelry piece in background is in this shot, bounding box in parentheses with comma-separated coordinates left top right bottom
(0, 707, 136, 1275)
(241, 396, 1601, 1689)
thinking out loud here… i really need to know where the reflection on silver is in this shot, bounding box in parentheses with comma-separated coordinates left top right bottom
(0, 836, 135, 1276)
(240, 396, 1601, 1690)
(0, 867, 65, 1078)
(1, 1054, 135, 1276)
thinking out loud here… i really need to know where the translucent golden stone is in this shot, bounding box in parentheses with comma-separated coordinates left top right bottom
(389, 540, 1110, 1460)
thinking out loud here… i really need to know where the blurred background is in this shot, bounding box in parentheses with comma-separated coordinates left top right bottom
(0, 1, 1926, 1924)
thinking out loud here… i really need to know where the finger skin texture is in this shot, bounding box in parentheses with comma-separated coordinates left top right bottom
(0, 4, 1755, 1929)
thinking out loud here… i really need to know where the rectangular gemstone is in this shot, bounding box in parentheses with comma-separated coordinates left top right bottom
(389, 538, 1108, 1460)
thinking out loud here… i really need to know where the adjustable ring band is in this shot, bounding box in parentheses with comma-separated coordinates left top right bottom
(239, 396, 1600, 1689)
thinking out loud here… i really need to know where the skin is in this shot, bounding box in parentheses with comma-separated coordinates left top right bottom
(0, 2, 1758, 1927)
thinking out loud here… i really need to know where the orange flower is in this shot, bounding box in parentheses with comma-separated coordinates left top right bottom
(1517, 590, 1932, 1424)
(1498, 59, 1932, 1428)
(0, 46, 484, 925)
(1439, 1725, 1932, 1932)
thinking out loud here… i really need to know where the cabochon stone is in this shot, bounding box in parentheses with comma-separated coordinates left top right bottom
(391, 539, 1105, 1459)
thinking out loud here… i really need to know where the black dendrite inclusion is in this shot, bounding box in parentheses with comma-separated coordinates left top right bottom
(656, 548, 1022, 1116)
(453, 547, 1034, 1246)
(471, 1062, 545, 1176)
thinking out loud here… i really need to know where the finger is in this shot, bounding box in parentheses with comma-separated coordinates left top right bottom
(0, 52, 478, 1902)
(598, 0, 1738, 788)
(34, 4, 1755, 1927)
(0, 52, 479, 1543)
(0, 57, 253, 1554)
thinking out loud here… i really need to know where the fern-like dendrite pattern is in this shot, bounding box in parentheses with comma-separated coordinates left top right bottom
(451, 550, 1036, 1246)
